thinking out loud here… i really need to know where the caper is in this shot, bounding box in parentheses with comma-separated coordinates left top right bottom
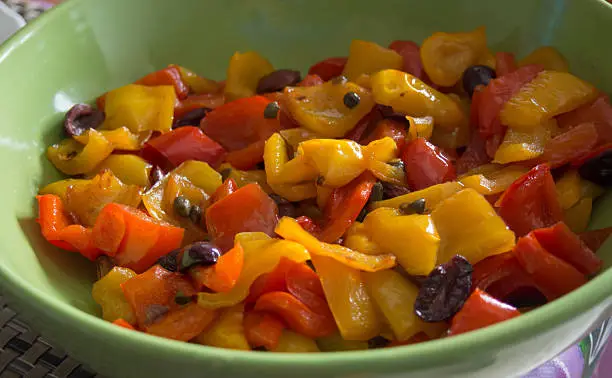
(399, 198, 427, 215)
(343, 91, 360, 109)
(173, 196, 192, 218)
(189, 205, 202, 225)
(264, 101, 280, 119)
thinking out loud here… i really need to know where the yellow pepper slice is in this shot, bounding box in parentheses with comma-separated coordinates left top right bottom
(47, 129, 113, 175)
(273, 331, 320, 353)
(275, 217, 396, 272)
(92, 267, 136, 324)
(194, 304, 249, 350)
(342, 40, 403, 81)
(519, 46, 569, 72)
(311, 255, 382, 341)
(556, 169, 582, 210)
(316, 332, 368, 351)
(39, 178, 90, 203)
(298, 138, 366, 187)
(431, 189, 515, 264)
(264, 133, 319, 185)
(174, 65, 222, 94)
(284, 79, 374, 138)
(363, 208, 439, 276)
(500, 71, 598, 130)
(224, 51, 274, 102)
(364, 269, 446, 341)
(420, 27, 488, 87)
(89, 154, 152, 187)
(344, 222, 386, 256)
(279, 128, 324, 151)
(65, 170, 142, 227)
(174, 160, 222, 195)
(198, 237, 310, 309)
(316, 184, 333, 209)
(371, 69, 468, 130)
(406, 116, 435, 141)
(564, 197, 592, 233)
(459, 165, 529, 196)
(493, 124, 552, 164)
(74, 127, 151, 151)
(269, 181, 318, 202)
(476, 49, 496, 70)
(102, 84, 176, 133)
(372, 181, 463, 210)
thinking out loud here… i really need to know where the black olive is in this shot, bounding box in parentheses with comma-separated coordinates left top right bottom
(462, 65, 496, 97)
(414, 255, 473, 322)
(173, 196, 192, 218)
(149, 166, 165, 186)
(64, 104, 105, 137)
(381, 182, 411, 199)
(179, 241, 221, 272)
(189, 205, 202, 225)
(578, 150, 612, 187)
(173, 107, 211, 128)
(269, 193, 296, 218)
(399, 198, 427, 215)
(263, 101, 280, 119)
(343, 92, 361, 109)
(157, 249, 180, 272)
(357, 182, 384, 222)
(256, 69, 302, 93)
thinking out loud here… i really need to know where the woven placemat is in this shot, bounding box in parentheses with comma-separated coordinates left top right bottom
(0, 295, 97, 378)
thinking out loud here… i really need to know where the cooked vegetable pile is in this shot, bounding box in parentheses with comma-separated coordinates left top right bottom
(36, 27, 612, 352)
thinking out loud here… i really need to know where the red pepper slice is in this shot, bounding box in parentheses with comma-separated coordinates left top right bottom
(246, 257, 295, 305)
(205, 183, 279, 251)
(401, 137, 457, 191)
(579, 227, 612, 252)
(254, 291, 336, 339)
(472, 253, 544, 301)
(200, 96, 282, 167)
(532, 222, 602, 276)
(295, 216, 321, 235)
(571, 143, 612, 168)
(494, 52, 517, 76)
(498, 164, 563, 237)
(541, 122, 599, 168)
(344, 108, 382, 144)
(121, 265, 196, 328)
(36, 194, 100, 260)
(456, 131, 490, 175)
(243, 311, 286, 350)
(319, 172, 377, 243)
(308, 57, 348, 81)
(513, 233, 587, 300)
(478, 65, 543, 138)
(470, 86, 485, 128)
(135, 66, 189, 100)
(298, 74, 324, 87)
(144, 126, 226, 169)
(388, 40, 425, 79)
(449, 288, 520, 336)
(175, 93, 225, 118)
(224, 139, 267, 170)
(361, 119, 407, 151)
(210, 178, 238, 204)
(557, 94, 612, 145)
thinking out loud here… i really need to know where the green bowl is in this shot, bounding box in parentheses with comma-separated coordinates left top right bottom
(1, 0, 612, 376)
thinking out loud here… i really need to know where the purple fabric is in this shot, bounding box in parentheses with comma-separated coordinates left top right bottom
(523, 346, 585, 378)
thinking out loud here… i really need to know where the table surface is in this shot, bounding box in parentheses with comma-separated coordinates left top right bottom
(0, 1, 610, 377)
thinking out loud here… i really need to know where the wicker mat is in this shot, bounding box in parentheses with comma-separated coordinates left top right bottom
(0, 296, 97, 378)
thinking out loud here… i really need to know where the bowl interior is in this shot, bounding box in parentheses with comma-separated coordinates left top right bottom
(0, 0, 612, 375)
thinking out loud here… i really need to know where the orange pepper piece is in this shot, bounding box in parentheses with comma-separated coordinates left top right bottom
(145, 303, 218, 342)
(190, 242, 244, 293)
(243, 311, 286, 350)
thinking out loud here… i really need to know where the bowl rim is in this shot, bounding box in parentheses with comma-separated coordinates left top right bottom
(1, 0, 612, 372)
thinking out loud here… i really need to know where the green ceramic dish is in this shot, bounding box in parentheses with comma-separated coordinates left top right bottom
(0, 0, 611, 376)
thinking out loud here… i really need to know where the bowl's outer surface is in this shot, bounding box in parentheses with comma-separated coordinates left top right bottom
(0, 0, 611, 377)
